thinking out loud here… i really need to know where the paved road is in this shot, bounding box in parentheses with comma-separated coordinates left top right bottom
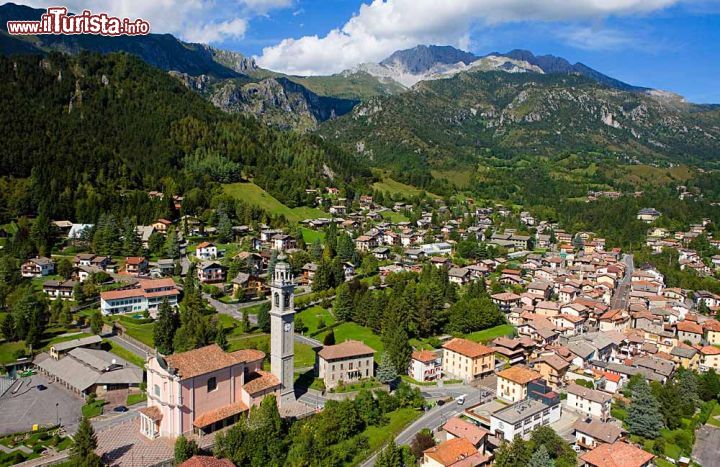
(693, 425, 720, 467)
(106, 333, 151, 359)
(360, 381, 494, 467)
(610, 253, 634, 309)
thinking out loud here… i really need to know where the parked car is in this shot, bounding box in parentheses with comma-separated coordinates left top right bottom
(113, 405, 129, 413)
(36, 384, 47, 391)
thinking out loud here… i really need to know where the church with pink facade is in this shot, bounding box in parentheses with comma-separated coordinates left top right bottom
(140, 344, 280, 438)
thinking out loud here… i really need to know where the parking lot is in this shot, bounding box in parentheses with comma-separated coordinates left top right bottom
(0, 374, 83, 435)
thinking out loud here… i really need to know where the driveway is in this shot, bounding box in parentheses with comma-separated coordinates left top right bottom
(693, 425, 720, 467)
(0, 374, 83, 435)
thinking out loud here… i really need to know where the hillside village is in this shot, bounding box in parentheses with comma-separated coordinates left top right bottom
(1, 186, 720, 467)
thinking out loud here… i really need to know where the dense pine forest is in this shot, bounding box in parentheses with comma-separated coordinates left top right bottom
(0, 52, 372, 224)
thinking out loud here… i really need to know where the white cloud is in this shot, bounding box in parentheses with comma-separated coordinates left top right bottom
(22, 0, 291, 44)
(558, 26, 635, 51)
(256, 0, 682, 75)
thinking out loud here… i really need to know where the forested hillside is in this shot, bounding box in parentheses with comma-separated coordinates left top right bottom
(0, 52, 370, 224)
(320, 71, 720, 188)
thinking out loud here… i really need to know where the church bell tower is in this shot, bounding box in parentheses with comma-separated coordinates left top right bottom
(269, 254, 295, 406)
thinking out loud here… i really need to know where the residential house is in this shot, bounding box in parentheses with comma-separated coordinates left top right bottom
(43, 279, 78, 300)
(271, 234, 296, 251)
(125, 257, 149, 276)
(21, 256, 55, 277)
(573, 420, 624, 450)
(100, 278, 180, 315)
(496, 365, 541, 403)
(422, 438, 489, 467)
(409, 350, 441, 382)
(491, 292, 521, 313)
(196, 242, 218, 260)
(317, 340, 375, 389)
(566, 383, 612, 421)
(448, 267, 471, 285)
(581, 442, 654, 467)
(676, 320, 704, 344)
(532, 354, 570, 390)
(197, 261, 226, 284)
(442, 338, 495, 382)
(699, 346, 720, 373)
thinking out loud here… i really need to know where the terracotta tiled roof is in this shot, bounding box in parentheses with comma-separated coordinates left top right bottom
(196, 242, 214, 249)
(442, 417, 488, 446)
(700, 345, 720, 355)
(230, 348, 265, 363)
(703, 320, 720, 332)
(677, 320, 703, 334)
(443, 338, 494, 358)
(125, 256, 146, 265)
(423, 438, 480, 466)
(581, 441, 654, 467)
(138, 278, 177, 289)
(497, 365, 541, 385)
(100, 288, 145, 301)
(193, 401, 248, 428)
(534, 353, 570, 371)
(243, 370, 280, 395)
(412, 350, 439, 363)
(318, 340, 375, 360)
(180, 456, 234, 467)
(139, 406, 163, 422)
(491, 292, 521, 301)
(165, 344, 262, 379)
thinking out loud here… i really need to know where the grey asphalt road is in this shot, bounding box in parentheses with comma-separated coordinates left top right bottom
(360, 385, 490, 467)
(610, 253, 634, 309)
(107, 333, 150, 358)
(693, 425, 720, 467)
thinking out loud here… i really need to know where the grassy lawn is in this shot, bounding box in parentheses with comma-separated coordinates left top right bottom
(118, 316, 155, 347)
(127, 392, 147, 406)
(464, 324, 515, 343)
(223, 183, 325, 223)
(300, 227, 325, 244)
(319, 322, 384, 359)
(104, 340, 146, 368)
(0, 340, 27, 365)
(379, 210, 408, 223)
(331, 379, 382, 393)
(707, 401, 720, 428)
(297, 306, 336, 333)
(350, 408, 423, 465)
(81, 400, 106, 418)
(226, 333, 316, 368)
(372, 177, 429, 199)
(41, 331, 92, 350)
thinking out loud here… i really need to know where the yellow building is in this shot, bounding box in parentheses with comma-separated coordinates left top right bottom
(497, 365, 541, 403)
(704, 320, 720, 345)
(442, 338, 495, 383)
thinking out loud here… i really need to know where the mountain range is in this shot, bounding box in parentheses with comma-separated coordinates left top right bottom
(2, 1, 719, 195)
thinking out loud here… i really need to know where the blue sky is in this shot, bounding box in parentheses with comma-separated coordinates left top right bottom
(23, 0, 720, 102)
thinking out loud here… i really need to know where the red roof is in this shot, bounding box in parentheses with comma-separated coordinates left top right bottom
(581, 442, 654, 467)
(125, 256, 146, 265)
(443, 338, 494, 358)
(180, 456, 234, 467)
(197, 242, 215, 249)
